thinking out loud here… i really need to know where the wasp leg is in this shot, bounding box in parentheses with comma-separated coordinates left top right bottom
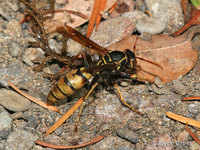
(114, 83, 142, 115)
(129, 74, 146, 81)
(75, 82, 99, 132)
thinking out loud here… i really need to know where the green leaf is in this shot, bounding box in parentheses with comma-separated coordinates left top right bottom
(191, 0, 200, 9)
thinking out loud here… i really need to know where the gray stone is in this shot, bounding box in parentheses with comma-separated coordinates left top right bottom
(0, 89, 31, 112)
(122, 10, 148, 25)
(145, 0, 184, 34)
(8, 41, 21, 57)
(116, 128, 139, 144)
(0, 111, 13, 139)
(4, 129, 37, 150)
(136, 17, 166, 34)
(172, 79, 188, 95)
(188, 102, 200, 114)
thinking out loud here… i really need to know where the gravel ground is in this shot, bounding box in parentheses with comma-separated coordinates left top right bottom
(0, 0, 200, 150)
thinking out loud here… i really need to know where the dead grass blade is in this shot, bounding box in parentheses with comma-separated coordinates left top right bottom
(87, 0, 107, 37)
(166, 112, 200, 128)
(182, 96, 200, 101)
(36, 135, 104, 149)
(108, 0, 118, 14)
(186, 123, 200, 145)
(95, 0, 107, 31)
(45, 97, 83, 135)
(7, 81, 61, 114)
(87, 0, 101, 38)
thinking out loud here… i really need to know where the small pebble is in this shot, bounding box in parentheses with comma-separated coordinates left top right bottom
(27, 115, 38, 129)
(148, 84, 169, 95)
(188, 102, 200, 114)
(0, 111, 13, 139)
(122, 10, 147, 25)
(4, 19, 22, 38)
(196, 113, 200, 121)
(190, 141, 200, 150)
(0, 140, 5, 150)
(49, 39, 62, 54)
(136, 17, 166, 34)
(10, 112, 23, 120)
(66, 39, 82, 57)
(194, 83, 200, 90)
(8, 41, 21, 57)
(128, 122, 143, 131)
(116, 128, 139, 144)
(172, 79, 188, 95)
(177, 130, 189, 142)
(145, 134, 172, 150)
(54, 127, 63, 136)
(4, 129, 37, 150)
(44, 115, 55, 126)
(95, 90, 135, 124)
(44, 134, 62, 145)
(92, 135, 134, 149)
(0, 89, 31, 112)
(22, 48, 43, 66)
(154, 77, 164, 88)
(145, 0, 184, 34)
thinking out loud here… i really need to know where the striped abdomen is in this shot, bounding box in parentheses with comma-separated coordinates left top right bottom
(47, 67, 92, 105)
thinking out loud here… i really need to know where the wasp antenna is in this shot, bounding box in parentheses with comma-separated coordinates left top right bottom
(136, 56, 163, 70)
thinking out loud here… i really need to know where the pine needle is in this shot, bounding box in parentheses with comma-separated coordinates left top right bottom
(45, 97, 83, 135)
(186, 123, 200, 145)
(166, 112, 200, 128)
(182, 96, 200, 101)
(35, 135, 104, 149)
(8, 81, 61, 114)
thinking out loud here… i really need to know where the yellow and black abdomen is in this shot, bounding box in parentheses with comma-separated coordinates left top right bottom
(47, 67, 92, 105)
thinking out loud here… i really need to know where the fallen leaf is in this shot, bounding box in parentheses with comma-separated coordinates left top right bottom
(44, 0, 117, 34)
(107, 34, 198, 84)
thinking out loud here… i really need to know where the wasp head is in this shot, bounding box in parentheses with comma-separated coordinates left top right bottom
(125, 49, 137, 69)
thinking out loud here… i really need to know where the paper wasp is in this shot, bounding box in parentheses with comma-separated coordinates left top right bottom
(47, 24, 162, 129)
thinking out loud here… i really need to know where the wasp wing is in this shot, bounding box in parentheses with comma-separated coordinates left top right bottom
(56, 24, 108, 56)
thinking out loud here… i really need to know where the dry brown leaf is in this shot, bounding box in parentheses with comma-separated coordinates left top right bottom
(107, 34, 198, 84)
(44, 0, 117, 34)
